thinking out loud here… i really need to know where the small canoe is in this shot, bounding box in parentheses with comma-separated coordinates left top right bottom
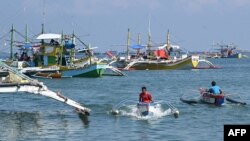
(136, 102, 150, 116)
(199, 88, 225, 106)
(180, 88, 247, 106)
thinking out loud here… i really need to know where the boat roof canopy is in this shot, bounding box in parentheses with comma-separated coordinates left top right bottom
(36, 33, 61, 40)
(158, 44, 180, 49)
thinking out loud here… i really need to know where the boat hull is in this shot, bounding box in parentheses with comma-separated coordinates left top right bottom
(61, 63, 107, 77)
(228, 53, 242, 59)
(200, 89, 225, 106)
(137, 102, 150, 116)
(129, 56, 192, 70)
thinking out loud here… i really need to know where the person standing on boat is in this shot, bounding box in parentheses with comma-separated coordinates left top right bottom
(139, 86, 153, 103)
(208, 81, 222, 95)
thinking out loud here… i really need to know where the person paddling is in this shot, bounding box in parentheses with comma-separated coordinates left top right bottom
(208, 81, 222, 95)
(208, 81, 224, 105)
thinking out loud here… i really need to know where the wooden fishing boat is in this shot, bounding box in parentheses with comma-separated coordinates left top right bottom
(4, 26, 108, 78)
(199, 88, 225, 106)
(180, 88, 247, 106)
(108, 30, 215, 70)
(209, 42, 242, 59)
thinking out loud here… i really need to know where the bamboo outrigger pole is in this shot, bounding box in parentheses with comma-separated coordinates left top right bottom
(0, 60, 91, 116)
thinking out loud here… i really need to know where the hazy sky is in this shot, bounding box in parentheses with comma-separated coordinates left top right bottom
(1, 0, 250, 52)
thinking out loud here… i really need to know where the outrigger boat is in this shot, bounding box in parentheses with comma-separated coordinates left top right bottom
(207, 42, 243, 59)
(136, 102, 151, 116)
(4, 25, 108, 78)
(107, 29, 216, 70)
(111, 99, 179, 118)
(199, 88, 225, 105)
(0, 60, 90, 116)
(180, 88, 246, 106)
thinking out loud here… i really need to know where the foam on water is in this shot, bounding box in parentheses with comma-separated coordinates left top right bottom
(118, 104, 174, 120)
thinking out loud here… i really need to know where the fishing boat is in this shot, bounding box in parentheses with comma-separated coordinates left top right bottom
(209, 42, 242, 59)
(34, 33, 108, 77)
(199, 88, 225, 106)
(0, 60, 90, 116)
(136, 102, 150, 116)
(3, 25, 108, 78)
(180, 88, 246, 106)
(111, 99, 179, 118)
(108, 29, 212, 70)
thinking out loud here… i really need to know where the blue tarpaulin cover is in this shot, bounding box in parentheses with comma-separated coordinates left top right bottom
(22, 44, 32, 49)
(130, 45, 145, 49)
(65, 41, 75, 49)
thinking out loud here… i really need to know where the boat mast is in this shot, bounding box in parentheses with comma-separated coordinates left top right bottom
(147, 17, 152, 54)
(137, 33, 141, 45)
(70, 31, 75, 66)
(41, 0, 46, 45)
(10, 24, 14, 60)
(60, 31, 64, 66)
(126, 28, 130, 60)
(42, 0, 46, 34)
(166, 30, 171, 50)
(25, 24, 28, 44)
(88, 43, 92, 65)
(137, 33, 141, 55)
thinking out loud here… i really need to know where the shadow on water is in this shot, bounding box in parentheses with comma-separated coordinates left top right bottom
(77, 112, 90, 127)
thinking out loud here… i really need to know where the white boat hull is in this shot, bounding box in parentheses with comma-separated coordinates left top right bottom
(137, 102, 150, 116)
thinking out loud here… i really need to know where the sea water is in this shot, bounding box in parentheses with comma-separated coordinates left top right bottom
(0, 54, 250, 141)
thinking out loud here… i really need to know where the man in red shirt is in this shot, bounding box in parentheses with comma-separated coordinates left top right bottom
(139, 86, 153, 103)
